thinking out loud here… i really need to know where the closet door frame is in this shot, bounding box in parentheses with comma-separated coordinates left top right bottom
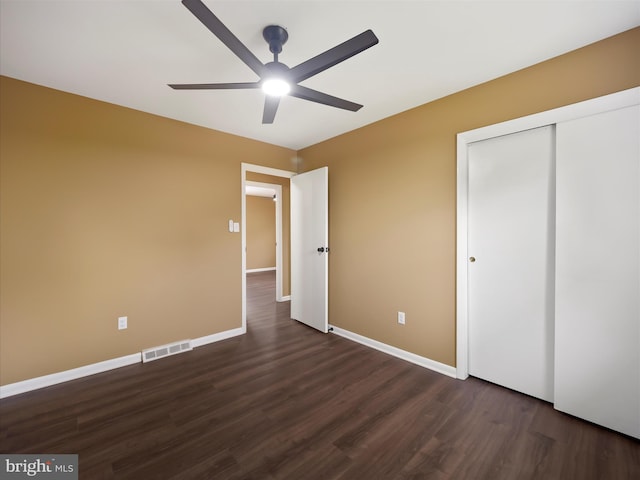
(455, 86, 640, 380)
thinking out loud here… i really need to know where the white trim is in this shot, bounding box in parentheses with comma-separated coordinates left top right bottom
(456, 132, 470, 380)
(246, 267, 276, 273)
(0, 327, 246, 398)
(0, 353, 142, 399)
(456, 87, 640, 380)
(241, 162, 296, 331)
(459, 88, 640, 145)
(274, 183, 284, 301)
(190, 326, 245, 348)
(279, 295, 291, 302)
(329, 325, 457, 379)
(242, 163, 297, 179)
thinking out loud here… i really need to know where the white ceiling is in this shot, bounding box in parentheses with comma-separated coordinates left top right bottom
(1, 1, 638, 150)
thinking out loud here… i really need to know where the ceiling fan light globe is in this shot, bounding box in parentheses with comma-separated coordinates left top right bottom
(262, 78, 290, 97)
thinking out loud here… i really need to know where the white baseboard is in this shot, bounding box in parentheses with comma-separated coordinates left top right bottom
(329, 325, 457, 379)
(246, 267, 276, 273)
(0, 353, 142, 399)
(277, 295, 291, 302)
(191, 327, 245, 348)
(1, 325, 455, 399)
(0, 327, 246, 399)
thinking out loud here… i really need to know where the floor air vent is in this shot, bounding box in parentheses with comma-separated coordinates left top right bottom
(142, 340, 192, 363)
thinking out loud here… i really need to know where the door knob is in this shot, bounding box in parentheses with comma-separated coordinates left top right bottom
(469, 256, 476, 262)
(318, 247, 325, 253)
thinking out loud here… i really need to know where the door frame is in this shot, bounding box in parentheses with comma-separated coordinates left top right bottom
(456, 87, 639, 380)
(245, 180, 283, 297)
(241, 163, 296, 332)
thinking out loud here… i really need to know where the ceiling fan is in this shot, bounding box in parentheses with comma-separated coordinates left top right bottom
(169, 0, 379, 124)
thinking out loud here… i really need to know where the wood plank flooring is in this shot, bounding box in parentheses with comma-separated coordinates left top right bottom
(1, 271, 639, 479)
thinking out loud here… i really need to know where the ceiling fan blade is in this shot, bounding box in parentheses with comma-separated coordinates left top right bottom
(169, 82, 260, 90)
(289, 85, 362, 112)
(289, 29, 378, 83)
(181, 0, 265, 77)
(262, 96, 280, 124)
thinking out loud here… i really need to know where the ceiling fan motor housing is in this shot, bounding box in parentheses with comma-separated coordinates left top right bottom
(263, 25, 288, 55)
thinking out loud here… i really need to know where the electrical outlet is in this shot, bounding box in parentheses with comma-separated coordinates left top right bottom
(118, 316, 128, 330)
(397, 311, 405, 325)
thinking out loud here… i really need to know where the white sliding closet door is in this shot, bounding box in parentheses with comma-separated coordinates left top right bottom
(555, 105, 640, 438)
(468, 126, 555, 402)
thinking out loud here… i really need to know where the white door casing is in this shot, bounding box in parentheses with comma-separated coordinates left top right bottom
(241, 163, 295, 333)
(291, 167, 329, 333)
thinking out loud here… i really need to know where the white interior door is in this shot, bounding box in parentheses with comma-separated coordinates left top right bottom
(468, 125, 555, 402)
(291, 167, 328, 333)
(554, 105, 640, 438)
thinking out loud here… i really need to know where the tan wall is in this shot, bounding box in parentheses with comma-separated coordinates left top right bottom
(246, 196, 276, 270)
(0, 76, 296, 385)
(2, 28, 638, 386)
(297, 27, 640, 367)
(246, 172, 292, 297)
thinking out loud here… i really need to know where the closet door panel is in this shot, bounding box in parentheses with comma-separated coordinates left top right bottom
(468, 126, 555, 402)
(555, 105, 640, 438)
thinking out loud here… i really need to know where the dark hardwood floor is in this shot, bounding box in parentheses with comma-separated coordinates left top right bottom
(1, 270, 639, 479)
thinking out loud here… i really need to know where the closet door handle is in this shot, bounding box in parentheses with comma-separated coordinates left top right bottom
(469, 257, 476, 263)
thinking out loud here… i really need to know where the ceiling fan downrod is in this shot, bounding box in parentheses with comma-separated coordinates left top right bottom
(263, 25, 288, 62)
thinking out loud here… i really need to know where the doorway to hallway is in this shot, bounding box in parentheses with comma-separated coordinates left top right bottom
(246, 270, 290, 334)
